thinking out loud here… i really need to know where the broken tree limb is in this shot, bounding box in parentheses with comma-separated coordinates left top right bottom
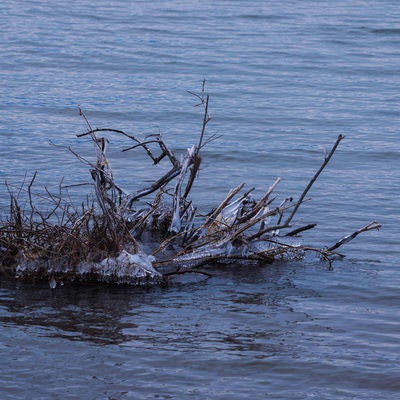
(284, 134, 344, 226)
(327, 221, 382, 252)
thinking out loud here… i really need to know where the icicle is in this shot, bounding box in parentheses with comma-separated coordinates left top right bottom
(49, 277, 57, 289)
(169, 145, 196, 233)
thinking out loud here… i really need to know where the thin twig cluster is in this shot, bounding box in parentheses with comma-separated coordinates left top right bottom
(0, 83, 381, 285)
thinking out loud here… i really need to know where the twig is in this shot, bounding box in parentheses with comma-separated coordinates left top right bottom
(205, 183, 245, 226)
(198, 94, 210, 149)
(163, 269, 213, 279)
(284, 134, 344, 226)
(285, 223, 317, 236)
(327, 221, 381, 252)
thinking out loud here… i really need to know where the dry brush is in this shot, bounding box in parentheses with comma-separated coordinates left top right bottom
(0, 84, 381, 287)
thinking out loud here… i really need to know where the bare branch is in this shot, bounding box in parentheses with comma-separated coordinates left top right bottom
(327, 221, 381, 252)
(284, 134, 344, 226)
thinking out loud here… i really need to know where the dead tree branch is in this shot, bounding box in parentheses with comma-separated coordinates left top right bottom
(0, 86, 380, 287)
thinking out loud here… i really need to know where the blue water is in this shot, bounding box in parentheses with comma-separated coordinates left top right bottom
(1, 1, 399, 399)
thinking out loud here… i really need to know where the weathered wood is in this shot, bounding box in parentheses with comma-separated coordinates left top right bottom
(0, 85, 380, 286)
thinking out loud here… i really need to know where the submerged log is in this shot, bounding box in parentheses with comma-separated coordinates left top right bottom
(0, 84, 381, 286)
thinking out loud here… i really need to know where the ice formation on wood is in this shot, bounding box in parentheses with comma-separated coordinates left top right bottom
(0, 84, 381, 286)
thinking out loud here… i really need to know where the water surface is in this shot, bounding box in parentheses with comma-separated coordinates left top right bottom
(0, 1, 399, 399)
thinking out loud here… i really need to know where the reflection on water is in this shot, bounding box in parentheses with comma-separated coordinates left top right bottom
(0, 264, 309, 351)
(1, 260, 399, 399)
(1, 281, 149, 344)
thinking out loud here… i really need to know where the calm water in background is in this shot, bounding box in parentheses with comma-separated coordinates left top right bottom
(1, 1, 399, 399)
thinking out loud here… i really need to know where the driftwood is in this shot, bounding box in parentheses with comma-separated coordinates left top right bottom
(0, 84, 381, 286)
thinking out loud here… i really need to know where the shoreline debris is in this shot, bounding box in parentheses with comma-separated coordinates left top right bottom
(0, 84, 381, 287)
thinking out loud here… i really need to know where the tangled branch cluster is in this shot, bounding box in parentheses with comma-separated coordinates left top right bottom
(0, 84, 381, 286)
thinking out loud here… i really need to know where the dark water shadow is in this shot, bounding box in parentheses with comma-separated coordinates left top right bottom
(0, 262, 320, 351)
(0, 279, 165, 345)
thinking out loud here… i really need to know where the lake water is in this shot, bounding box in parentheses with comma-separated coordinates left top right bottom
(1, 1, 399, 399)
